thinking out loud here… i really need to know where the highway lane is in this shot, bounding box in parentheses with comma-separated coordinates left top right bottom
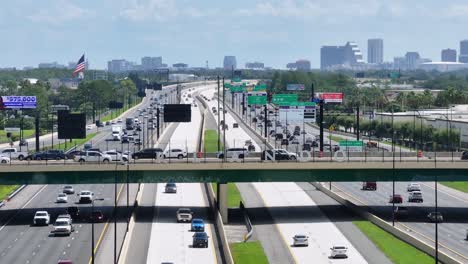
(333, 181, 468, 263)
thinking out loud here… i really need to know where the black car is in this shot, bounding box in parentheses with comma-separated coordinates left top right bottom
(302, 144, 311, 151)
(131, 148, 163, 159)
(261, 150, 291, 161)
(275, 133, 284, 140)
(19, 139, 28, 146)
(66, 206, 80, 218)
(192, 232, 209, 248)
(66, 150, 85, 159)
(462, 151, 468, 160)
(26, 150, 67, 160)
(121, 136, 129, 143)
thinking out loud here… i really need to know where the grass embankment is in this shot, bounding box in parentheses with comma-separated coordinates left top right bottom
(0, 130, 35, 144)
(204, 129, 221, 153)
(101, 100, 141, 122)
(211, 183, 242, 208)
(0, 185, 20, 200)
(354, 220, 435, 264)
(441, 182, 468, 193)
(43, 132, 97, 151)
(230, 241, 269, 264)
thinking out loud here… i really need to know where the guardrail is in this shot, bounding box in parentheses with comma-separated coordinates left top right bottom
(7, 185, 26, 200)
(239, 201, 254, 242)
(312, 182, 463, 264)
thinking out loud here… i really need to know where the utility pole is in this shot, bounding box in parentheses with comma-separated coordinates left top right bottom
(319, 100, 324, 152)
(264, 105, 268, 138)
(35, 110, 40, 152)
(217, 76, 221, 152)
(156, 107, 160, 139)
(356, 104, 360, 141)
(222, 78, 226, 160)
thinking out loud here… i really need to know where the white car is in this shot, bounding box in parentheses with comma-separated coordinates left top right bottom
(407, 183, 421, 192)
(33, 211, 50, 225)
(330, 246, 348, 259)
(117, 118, 122, 123)
(74, 151, 112, 164)
(56, 193, 68, 203)
(0, 155, 11, 164)
(163, 149, 187, 159)
(86, 125, 93, 130)
(104, 150, 129, 162)
(53, 218, 74, 236)
(78, 190, 94, 203)
(292, 234, 309, 247)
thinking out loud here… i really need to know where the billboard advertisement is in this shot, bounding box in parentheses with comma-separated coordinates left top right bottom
(279, 108, 304, 121)
(318, 93, 343, 104)
(286, 84, 305, 91)
(0, 96, 37, 109)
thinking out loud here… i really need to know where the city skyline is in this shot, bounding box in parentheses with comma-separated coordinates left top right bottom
(2, 1, 468, 69)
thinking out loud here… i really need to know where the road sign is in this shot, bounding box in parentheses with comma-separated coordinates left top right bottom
(279, 108, 304, 121)
(318, 93, 343, 104)
(329, 125, 335, 132)
(286, 84, 305, 91)
(339, 140, 364, 152)
(253, 84, 267, 91)
(272, 94, 298, 104)
(51, 105, 70, 112)
(232, 77, 242, 83)
(247, 92, 267, 105)
(1, 96, 36, 109)
(4, 127, 20, 133)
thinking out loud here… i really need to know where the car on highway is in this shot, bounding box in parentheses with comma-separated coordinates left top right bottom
(163, 149, 187, 159)
(216, 148, 249, 159)
(57, 214, 73, 224)
(408, 191, 424, 203)
(63, 185, 74, 194)
(104, 150, 129, 162)
(132, 148, 163, 159)
(0, 155, 11, 164)
(275, 133, 284, 140)
(52, 218, 74, 236)
(19, 139, 28, 146)
(67, 206, 80, 218)
(33, 211, 50, 225)
(428, 212, 443, 223)
(407, 183, 421, 192)
(261, 149, 297, 161)
(74, 151, 112, 164)
(388, 194, 403, 203)
(281, 139, 289, 146)
(25, 150, 68, 161)
(330, 246, 348, 259)
(191, 218, 205, 231)
(461, 151, 468, 160)
(86, 125, 93, 130)
(176, 208, 193, 223)
(66, 150, 85, 159)
(57, 260, 73, 264)
(90, 211, 105, 222)
(56, 193, 68, 203)
(192, 232, 209, 248)
(78, 190, 94, 203)
(362, 182, 377, 191)
(233, 123, 239, 128)
(292, 234, 309, 247)
(165, 182, 177, 193)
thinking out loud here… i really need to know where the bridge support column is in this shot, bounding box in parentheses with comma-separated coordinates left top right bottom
(219, 183, 228, 224)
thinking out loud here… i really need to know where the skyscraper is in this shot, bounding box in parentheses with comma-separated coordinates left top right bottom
(141, 56, 162, 70)
(320, 42, 364, 70)
(405, 52, 421, 70)
(459, 40, 468, 63)
(223, 56, 237, 70)
(441, 49, 457, 62)
(367, 39, 384, 64)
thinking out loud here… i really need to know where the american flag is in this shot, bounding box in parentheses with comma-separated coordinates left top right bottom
(73, 54, 85, 75)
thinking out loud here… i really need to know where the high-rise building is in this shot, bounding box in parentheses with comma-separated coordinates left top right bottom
(441, 49, 457, 62)
(459, 40, 468, 63)
(295, 60, 311, 71)
(320, 42, 364, 70)
(141, 56, 162, 70)
(107, 59, 133, 73)
(245, 62, 265, 69)
(405, 52, 421, 70)
(393, 57, 406, 69)
(368, 39, 383, 64)
(223, 56, 237, 70)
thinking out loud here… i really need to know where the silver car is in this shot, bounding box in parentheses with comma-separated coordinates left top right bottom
(292, 234, 309, 247)
(165, 183, 177, 193)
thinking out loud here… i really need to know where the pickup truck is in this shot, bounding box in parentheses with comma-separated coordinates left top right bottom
(0, 148, 28, 160)
(52, 218, 74, 236)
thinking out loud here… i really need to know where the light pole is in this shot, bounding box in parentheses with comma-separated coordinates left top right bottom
(91, 198, 105, 264)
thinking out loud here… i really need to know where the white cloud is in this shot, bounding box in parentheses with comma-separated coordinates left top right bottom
(27, 0, 94, 24)
(119, 0, 212, 21)
(443, 4, 468, 18)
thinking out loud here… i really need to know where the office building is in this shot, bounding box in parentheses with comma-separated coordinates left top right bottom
(320, 42, 364, 70)
(107, 59, 133, 73)
(393, 57, 406, 69)
(368, 39, 383, 64)
(141, 56, 162, 70)
(459, 40, 468, 63)
(405, 52, 421, 70)
(172, 63, 188, 69)
(223, 56, 237, 70)
(286, 60, 311, 71)
(245, 62, 265, 69)
(441, 49, 457, 62)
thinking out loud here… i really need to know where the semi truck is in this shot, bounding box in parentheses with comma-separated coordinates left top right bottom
(111, 125, 122, 141)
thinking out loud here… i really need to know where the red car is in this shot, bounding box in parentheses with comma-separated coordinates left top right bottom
(58, 260, 73, 264)
(389, 194, 403, 203)
(362, 182, 377, 191)
(90, 211, 104, 222)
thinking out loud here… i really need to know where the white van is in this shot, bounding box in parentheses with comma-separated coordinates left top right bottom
(216, 148, 249, 159)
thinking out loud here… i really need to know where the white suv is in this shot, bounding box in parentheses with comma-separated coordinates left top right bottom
(330, 246, 348, 259)
(163, 149, 187, 159)
(74, 151, 112, 164)
(407, 183, 421, 192)
(33, 211, 50, 225)
(78, 190, 94, 204)
(53, 218, 74, 236)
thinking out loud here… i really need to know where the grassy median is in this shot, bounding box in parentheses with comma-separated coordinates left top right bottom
(101, 100, 141, 122)
(0, 185, 20, 200)
(354, 220, 434, 264)
(211, 183, 243, 208)
(441, 182, 468, 193)
(43, 132, 97, 151)
(230, 241, 269, 264)
(204, 129, 221, 153)
(0, 130, 35, 143)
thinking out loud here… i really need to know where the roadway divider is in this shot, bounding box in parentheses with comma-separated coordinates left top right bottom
(311, 182, 462, 264)
(204, 183, 234, 264)
(117, 183, 144, 264)
(7, 185, 26, 201)
(239, 201, 254, 242)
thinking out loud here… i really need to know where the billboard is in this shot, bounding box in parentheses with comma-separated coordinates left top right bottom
(58, 111, 86, 139)
(286, 84, 305, 91)
(164, 104, 191, 122)
(0, 96, 36, 109)
(279, 108, 304, 121)
(318, 93, 343, 104)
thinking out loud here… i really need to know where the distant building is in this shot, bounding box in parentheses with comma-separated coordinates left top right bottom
(223, 56, 237, 70)
(459, 40, 468, 63)
(419, 62, 468, 72)
(286, 60, 311, 71)
(368, 39, 383, 64)
(286, 62, 297, 70)
(245, 62, 265, 69)
(141, 56, 162, 70)
(405, 52, 421, 70)
(393, 57, 406, 69)
(38, 62, 66, 69)
(441, 49, 457, 62)
(48, 78, 81, 90)
(172, 63, 188, 69)
(107, 59, 133, 73)
(88, 70, 108, 80)
(320, 42, 364, 70)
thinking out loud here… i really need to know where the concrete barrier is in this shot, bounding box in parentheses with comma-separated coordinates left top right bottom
(205, 183, 234, 264)
(0, 201, 4, 208)
(7, 185, 26, 201)
(311, 182, 463, 264)
(239, 201, 254, 242)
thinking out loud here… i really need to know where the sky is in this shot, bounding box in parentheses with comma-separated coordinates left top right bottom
(2, 0, 468, 69)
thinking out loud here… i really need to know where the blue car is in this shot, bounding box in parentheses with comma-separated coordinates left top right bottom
(191, 218, 205, 232)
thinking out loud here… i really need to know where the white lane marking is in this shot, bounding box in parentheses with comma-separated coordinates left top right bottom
(0, 185, 48, 233)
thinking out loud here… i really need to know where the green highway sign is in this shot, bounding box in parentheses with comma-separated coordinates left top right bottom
(232, 77, 242, 82)
(339, 140, 364, 152)
(253, 83, 267, 91)
(292, 102, 316, 107)
(248, 95, 267, 105)
(272, 94, 297, 104)
(230, 86, 244, 93)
